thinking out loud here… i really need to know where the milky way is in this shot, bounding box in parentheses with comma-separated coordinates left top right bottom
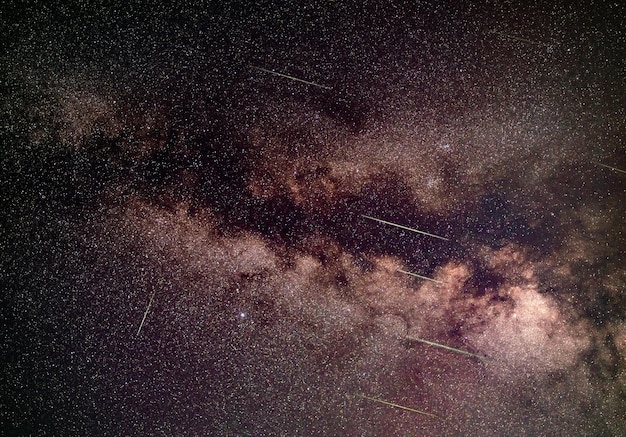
(2, 1, 625, 436)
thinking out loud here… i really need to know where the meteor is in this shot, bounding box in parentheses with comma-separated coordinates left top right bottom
(136, 289, 156, 336)
(596, 162, 626, 174)
(356, 394, 442, 419)
(250, 65, 333, 90)
(406, 336, 487, 361)
(361, 215, 450, 241)
(398, 269, 444, 284)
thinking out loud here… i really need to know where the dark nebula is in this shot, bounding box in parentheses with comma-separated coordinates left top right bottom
(2, 1, 625, 436)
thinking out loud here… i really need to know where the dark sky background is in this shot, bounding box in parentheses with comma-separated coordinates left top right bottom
(2, 1, 625, 435)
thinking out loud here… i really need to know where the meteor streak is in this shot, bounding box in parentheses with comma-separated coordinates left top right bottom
(596, 162, 626, 174)
(398, 269, 444, 284)
(136, 289, 156, 336)
(356, 394, 442, 419)
(361, 215, 449, 241)
(406, 336, 487, 361)
(250, 65, 333, 90)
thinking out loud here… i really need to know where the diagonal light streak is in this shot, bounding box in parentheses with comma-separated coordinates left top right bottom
(361, 215, 449, 241)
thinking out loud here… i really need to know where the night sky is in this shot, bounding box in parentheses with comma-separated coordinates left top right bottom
(2, 1, 625, 435)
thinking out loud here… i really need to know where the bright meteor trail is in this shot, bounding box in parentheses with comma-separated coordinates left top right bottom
(596, 162, 626, 174)
(406, 336, 487, 361)
(398, 269, 445, 284)
(250, 65, 333, 90)
(361, 215, 450, 241)
(136, 289, 155, 337)
(356, 394, 442, 419)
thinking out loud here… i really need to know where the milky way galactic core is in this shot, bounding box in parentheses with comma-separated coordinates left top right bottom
(2, 1, 625, 436)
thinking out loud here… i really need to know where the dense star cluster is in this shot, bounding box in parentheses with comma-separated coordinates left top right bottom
(2, 1, 625, 435)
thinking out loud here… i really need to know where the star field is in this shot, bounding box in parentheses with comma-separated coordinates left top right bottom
(2, 1, 625, 436)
